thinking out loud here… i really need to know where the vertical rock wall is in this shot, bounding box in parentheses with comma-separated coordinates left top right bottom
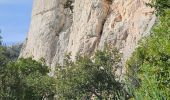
(20, 0, 72, 66)
(20, 0, 156, 76)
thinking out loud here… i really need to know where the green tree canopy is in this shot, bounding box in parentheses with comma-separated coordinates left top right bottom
(0, 30, 2, 46)
(0, 58, 56, 100)
(55, 48, 129, 100)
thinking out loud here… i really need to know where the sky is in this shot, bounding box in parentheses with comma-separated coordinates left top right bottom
(0, 0, 33, 45)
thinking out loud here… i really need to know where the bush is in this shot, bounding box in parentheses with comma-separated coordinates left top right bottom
(64, 0, 74, 12)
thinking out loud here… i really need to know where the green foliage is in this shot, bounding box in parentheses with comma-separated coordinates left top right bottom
(127, 9, 170, 99)
(4, 44, 22, 61)
(0, 58, 56, 100)
(0, 47, 8, 67)
(55, 47, 128, 100)
(0, 30, 2, 46)
(64, 0, 74, 12)
(0, 31, 22, 61)
(0, 32, 55, 100)
(147, 0, 170, 16)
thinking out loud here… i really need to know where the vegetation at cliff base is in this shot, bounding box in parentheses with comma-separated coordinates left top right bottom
(127, 1, 170, 99)
(5, 44, 22, 61)
(0, 0, 170, 100)
(55, 47, 130, 100)
(0, 33, 55, 100)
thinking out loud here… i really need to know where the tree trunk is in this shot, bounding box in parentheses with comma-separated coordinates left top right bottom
(93, 92, 103, 100)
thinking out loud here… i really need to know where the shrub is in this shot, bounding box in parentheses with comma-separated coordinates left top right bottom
(55, 47, 129, 99)
(64, 0, 74, 12)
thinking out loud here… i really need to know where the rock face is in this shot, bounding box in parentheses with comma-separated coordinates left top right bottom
(20, 0, 72, 66)
(20, 0, 156, 76)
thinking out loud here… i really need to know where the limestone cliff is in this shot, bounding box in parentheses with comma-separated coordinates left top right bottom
(20, 0, 156, 76)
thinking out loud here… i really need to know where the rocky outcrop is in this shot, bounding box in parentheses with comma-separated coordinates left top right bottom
(20, 0, 156, 76)
(20, 0, 73, 66)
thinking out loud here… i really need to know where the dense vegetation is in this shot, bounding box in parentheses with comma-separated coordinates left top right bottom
(0, 33, 55, 100)
(5, 44, 23, 61)
(55, 47, 130, 100)
(127, 0, 170, 99)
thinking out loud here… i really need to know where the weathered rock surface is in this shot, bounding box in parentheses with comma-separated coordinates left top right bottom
(20, 0, 156, 76)
(20, 0, 72, 66)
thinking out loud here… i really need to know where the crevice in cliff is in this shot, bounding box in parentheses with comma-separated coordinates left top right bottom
(96, 0, 112, 47)
(87, 10, 92, 23)
(33, 7, 57, 17)
(99, 18, 107, 40)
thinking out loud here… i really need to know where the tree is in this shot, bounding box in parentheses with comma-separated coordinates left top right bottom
(4, 43, 22, 61)
(0, 58, 56, 100)
(55, 47, 128, 100)
(0, 30, 2, 46)
(0, 32, 9, 98)
(0, 29, 56, 100)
